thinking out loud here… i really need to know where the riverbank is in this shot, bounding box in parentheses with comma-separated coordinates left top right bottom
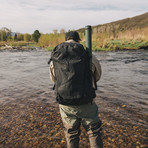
(46, 40, 148, 51)
(1, 40, 148, 51)
(93, 40, 148, 51)
(0, 41, 37, 51)
(0, 96, 147, 148)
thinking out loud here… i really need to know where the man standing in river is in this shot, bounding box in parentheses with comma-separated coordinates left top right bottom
(49, 31, 103, 148)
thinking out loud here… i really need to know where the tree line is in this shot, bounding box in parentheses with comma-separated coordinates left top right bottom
(0, 27, 71, 48)
(38, 29, 85, 48)
(1, 26, 147, 50)
(0, 27, 41, 42)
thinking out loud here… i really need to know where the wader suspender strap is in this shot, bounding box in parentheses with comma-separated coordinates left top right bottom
(93, 74, 97, 90)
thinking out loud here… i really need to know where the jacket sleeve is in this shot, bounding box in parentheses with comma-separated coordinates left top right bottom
(92, 54, 102, 82)
(49, 61, 55, 83)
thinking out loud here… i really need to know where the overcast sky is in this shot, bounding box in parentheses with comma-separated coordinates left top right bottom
(0, 0, 147, 34)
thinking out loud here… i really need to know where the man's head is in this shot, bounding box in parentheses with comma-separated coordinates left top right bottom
(65, 31, 81, 42)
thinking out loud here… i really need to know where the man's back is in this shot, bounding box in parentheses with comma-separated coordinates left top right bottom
(51, 41, 95, 105)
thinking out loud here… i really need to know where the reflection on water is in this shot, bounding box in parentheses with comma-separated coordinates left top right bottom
(0, 49, 148, 128)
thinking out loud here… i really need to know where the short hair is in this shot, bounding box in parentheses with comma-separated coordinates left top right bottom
(65, 31, 81, 42)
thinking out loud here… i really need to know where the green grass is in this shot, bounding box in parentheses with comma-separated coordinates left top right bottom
(1, 40, 148, 51)
(92, 40, 148, 51)
(46, 47, 54, 51)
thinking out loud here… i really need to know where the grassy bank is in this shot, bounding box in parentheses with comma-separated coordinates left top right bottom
(0, 41, 33, 46)
(91, 40, 148, 51)
(0, 41, 38, 50)
(1, 40, 148, 51)
(45, 46, 54, 51)
(45, 40, 148, 52)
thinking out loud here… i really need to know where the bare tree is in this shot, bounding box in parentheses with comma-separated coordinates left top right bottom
(60, 29, 65, 34)
(53, 29, 58, 34)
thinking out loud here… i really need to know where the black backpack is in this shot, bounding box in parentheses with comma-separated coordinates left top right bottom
(50, 42, 96, 105)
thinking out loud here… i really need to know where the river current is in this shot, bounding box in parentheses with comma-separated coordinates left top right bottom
(0, 49, 148, 129)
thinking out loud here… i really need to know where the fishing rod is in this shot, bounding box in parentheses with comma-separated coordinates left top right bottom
(85, 25, 97, 90)
(85, 25, 92, 71)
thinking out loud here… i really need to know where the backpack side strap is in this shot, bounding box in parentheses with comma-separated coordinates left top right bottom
(92, 73, 97, 90)
(48, 58, 52, 65)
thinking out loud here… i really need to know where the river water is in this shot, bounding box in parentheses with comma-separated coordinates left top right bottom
(0, 49, 148, 132)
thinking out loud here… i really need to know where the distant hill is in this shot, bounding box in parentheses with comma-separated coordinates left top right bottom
(77, 12, 148, 50)
(78, 12, 148, 35)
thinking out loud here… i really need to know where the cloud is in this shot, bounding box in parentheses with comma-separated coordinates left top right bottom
(0, 0, 147, 33)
